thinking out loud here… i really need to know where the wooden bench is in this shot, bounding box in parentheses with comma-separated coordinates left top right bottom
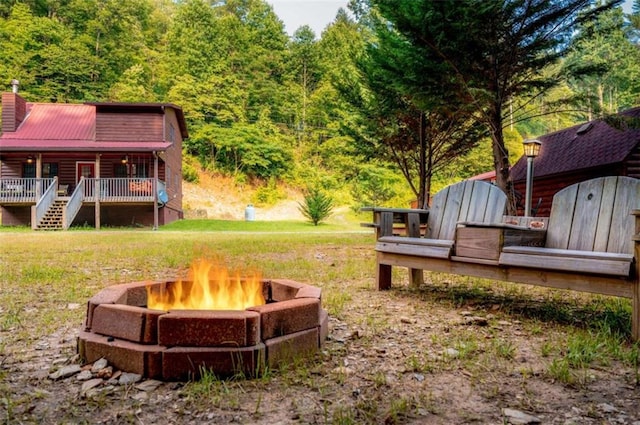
(365, 180, 508, 286)
(365, 176, 640, 339)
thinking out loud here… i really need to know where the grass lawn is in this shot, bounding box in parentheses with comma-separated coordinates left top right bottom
(2, 224, 640, 423)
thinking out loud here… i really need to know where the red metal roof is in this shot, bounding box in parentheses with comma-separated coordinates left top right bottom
(511, 107, 640, 181)
(2, 103, 94, 141)
(0, 102, 178, 152)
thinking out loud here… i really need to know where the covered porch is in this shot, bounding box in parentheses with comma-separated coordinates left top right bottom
(0, 152, 168, 230)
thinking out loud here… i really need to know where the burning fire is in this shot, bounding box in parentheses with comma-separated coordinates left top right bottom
(146, 258, 265, 310)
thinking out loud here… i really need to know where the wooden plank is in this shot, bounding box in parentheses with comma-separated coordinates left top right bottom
(377, 263, 392, 290)
(607, 177, 640, 254)
(375, 241, 451, 259)
(567, 178, 604, 251)
(502, 245, 633, 261)
(466, 180, 490, 222)
(379, 212, 393, 238)
(593, 176, 617, 252)
(406, 213, 422, 237)
(439, 182, 467, 240)
(378, 236, 454, 247)
(457, 181, 473, 223)
(547, 183, 578, 249)
(498, 252, 631, 276)
(427, 185, 449, 239)
(454, 227, 502, 260)
(376, 251, 634, 298)
(450, 256, 499, 266)
(484, 187, 507, 223)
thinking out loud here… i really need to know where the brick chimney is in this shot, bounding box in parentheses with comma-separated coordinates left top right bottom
(2, 80, 27, 133)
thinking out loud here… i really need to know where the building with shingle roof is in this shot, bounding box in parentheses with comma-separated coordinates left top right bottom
(510, 107, 640, 216)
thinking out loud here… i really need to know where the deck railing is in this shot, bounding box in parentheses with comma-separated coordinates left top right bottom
(0, 178, 55, 203)
(64, 178, 85, 230)
(0, 177, 159, 207)
(83, 178, 156, 202)
(32, 177, 58, 229)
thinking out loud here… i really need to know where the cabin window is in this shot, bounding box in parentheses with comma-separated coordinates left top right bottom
(114, 162, 148, 178)
(42, 163, 59, 178)
(22, 162, 58, 178)
(114, 164, 128, 178)
(169, 124, 176, 143)
(23, 163, 36, 178)
(133, 163, 148, 178)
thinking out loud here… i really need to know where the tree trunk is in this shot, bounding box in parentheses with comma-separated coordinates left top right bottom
(489, 108, 517, 215)
(417, 111, 429, 208)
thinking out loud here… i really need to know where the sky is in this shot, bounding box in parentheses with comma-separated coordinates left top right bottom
(269, 1, 637, 38)
(267, 0, 350, 37)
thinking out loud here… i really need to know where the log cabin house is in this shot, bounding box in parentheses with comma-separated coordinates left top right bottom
(0, 89, 188, 229)
(510, 107, 640, 216)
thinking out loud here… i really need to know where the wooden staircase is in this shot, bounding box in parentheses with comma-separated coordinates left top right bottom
(35, 199, 66, 230)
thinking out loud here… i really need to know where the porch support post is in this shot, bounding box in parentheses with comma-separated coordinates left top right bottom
(153, 151, 159, 230)
(95, 154, 101, 230)
(35, 153, 42, 198)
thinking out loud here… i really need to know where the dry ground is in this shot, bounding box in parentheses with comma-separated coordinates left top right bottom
(4, 268, 640, 424)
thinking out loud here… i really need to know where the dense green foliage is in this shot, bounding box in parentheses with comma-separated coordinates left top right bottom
(1, 0, 639, 209)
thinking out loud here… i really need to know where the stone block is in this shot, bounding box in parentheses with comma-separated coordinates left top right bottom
(121, 281, 155, 307)
(162, 344, 266, 380)
(295, 285, 322, 300)
(270, 279, 304, 301)
(85, 285, 129, 330)
(265, 328, 319, 369)
(91, 304, 165, 344)
(77, 331, 164, 379)
(249, 298, 320, 339)
(158, 310, 260, 347)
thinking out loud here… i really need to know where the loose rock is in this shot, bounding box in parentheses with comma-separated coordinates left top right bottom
(119, 372, 142, 385)
(80, 378, 103, 397)
(48, 364, 81, 380)
(502, 408, 541, 424)
(91, 358, 108, 373)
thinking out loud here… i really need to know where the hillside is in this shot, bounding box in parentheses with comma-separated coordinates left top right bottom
(182, 173, 306, 221)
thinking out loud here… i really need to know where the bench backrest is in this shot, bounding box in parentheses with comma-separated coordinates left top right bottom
(428, 180, 507, 240)
(546, 176, 640, 254)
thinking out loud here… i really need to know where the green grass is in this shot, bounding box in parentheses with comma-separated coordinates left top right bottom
(160, 218, 365, 232)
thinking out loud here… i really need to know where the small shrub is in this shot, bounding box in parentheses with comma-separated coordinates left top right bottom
(299, 188, 334, 226)
(252, 178, 285, 206)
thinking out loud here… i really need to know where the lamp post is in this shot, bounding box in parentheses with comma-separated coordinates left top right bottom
(523, 139, 542, 217)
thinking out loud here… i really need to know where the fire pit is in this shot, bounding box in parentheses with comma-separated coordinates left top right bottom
(77, 261, 328, 380)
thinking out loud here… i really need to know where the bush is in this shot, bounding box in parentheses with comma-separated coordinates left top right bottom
(299, 188, 334, 226)
(182, 161, 200, 183)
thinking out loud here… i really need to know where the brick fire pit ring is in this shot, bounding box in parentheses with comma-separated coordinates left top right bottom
(78, 279, 328, 380)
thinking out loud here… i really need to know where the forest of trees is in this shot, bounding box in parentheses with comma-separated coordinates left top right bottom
(1, 0, 640, 210)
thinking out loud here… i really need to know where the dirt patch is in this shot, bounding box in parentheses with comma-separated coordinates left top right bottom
(3, 257, 640, 424)
(182, 173, 305, 221)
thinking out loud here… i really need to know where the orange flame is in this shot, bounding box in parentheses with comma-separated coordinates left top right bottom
(146, 258, 265, 310)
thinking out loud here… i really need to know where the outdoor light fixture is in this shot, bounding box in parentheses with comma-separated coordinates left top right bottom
(523, 139, 542, 217)
(121, 155, 128, 164)
(27, 155, 34, 164)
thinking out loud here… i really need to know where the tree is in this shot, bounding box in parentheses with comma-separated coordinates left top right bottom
(368, 0, 621, 214)
(289, 25, 322, 143)
(566, 5, 640, 116)
(298, 187, 334, 225)
(340, 3, 484, 207)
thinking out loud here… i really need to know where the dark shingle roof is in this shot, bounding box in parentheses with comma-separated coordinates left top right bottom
(511, 107, 640, 181)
